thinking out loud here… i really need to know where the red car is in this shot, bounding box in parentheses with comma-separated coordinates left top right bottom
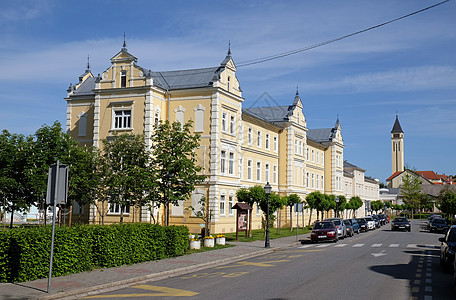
(311, 221, 338, 243)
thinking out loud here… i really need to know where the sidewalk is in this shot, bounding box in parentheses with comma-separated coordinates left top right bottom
(0, 233, 310, 300)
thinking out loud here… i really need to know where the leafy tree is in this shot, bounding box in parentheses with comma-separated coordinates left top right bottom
(236, 185, 270, 237)
(148, 120, 206, 226)
(305, 191, 324, 225)
(0, 130, 32, 227)
(371, 200, 384, 214)
(100, 133, 150, 223)
(286, 194, 301, 231)
(437, 188, 456, 218)
(348, 196, 363, 218)
(258, 191, 285, 234)
(400, 171, 422, 219)
(316, 194, 331, 219)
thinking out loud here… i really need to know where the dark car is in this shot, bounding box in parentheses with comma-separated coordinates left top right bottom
(372, 215, 381, 228)
(430, 218, 448, 233)
(391, 217, 411, 232)
(440, 225, 456, 271)
(347, 218, 360, 234)
(310, 221, 338, 243)
(323, 218, 347, 238)
(377, 214, 387, 225)
(343, 219, 355, 237)
(356, 218, 368, 232)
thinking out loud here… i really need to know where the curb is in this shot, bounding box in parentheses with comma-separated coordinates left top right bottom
(36, 247, 278, 300)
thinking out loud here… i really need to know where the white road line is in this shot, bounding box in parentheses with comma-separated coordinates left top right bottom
(371, 244, 382, 247)
(316, 244, 331, 248)
(334, 244, 347, 247)
(407, 244, 417, 248)
(353, 244, 364, 248)
(389, 244, 399, 248)
(299, 245, 313, 248)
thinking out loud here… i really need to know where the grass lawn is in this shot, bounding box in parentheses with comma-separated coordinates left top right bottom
(224, 227, 311, 242)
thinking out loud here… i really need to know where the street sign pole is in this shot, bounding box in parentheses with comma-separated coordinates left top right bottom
(47, 160, 59, 293)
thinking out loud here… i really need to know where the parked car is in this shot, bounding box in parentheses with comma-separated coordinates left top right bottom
(440, 225, 456, 271)
(391, 217, 411, 232)
(343, 219, 355, 237)
(377, 214, 387, 225)
(347, 218, 360, 234)
(324, 218, 347, 238)
(372, 215, 381, 228)
(430, 218, 449, 233)
(310, 221, 338, 243)
(364, 216, 376, 230)
(428, 214, 442, 228)
(356, 218, 368, 232)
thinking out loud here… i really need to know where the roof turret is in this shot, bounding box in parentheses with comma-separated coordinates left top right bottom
(391, 115, 403, 133)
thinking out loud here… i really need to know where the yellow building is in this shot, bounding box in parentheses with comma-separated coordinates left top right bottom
(65, 44, 352, 233)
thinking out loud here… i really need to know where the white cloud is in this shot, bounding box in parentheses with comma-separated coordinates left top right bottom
(0, 0, 52, 25)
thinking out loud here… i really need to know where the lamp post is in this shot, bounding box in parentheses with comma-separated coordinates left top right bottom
(335, 196, 340, 218)
(264, 182, 272, 248)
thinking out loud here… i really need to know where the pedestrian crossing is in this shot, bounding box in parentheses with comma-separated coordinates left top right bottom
(298, 243, 439, 249)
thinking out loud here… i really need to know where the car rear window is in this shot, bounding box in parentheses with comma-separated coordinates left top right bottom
(314, 222, 333, 229)
(394, 218, 407, 222)
(433, 219, 446, 224)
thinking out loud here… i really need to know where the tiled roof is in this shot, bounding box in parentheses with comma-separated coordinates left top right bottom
(307, 128, 333, 143)
(150, 67, 220, 90)
(386, 171, 403, 181)
(73, 77, 96, 96)
(416, 171, 439, 180)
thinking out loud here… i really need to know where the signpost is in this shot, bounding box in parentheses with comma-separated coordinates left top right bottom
(46, 160, 68, 293)
(294, 203, 303, 241)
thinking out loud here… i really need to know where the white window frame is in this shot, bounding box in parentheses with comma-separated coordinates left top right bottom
(273, 165, 277, 184)
(247, 160, 252, 180)
(256, 161, 261, 181)
(113, 109, 132, 130)
(273, 136, 278, 152)
(228, 152, 234, 175)
(108, 202, 130, 215)
(220, 194, 226, 216)
(265, 134, 270, 150)
(220, 150, 226, 174)
(222, 112, 227, 132)
(248, 127, 252, 145)
(257, 131, 261, 147)
(265, 163, 270, 183)
(228, 195, 234, 215)
(230, 115, 235, 135)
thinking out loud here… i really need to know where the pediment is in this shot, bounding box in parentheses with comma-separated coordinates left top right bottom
(110, 49, 138, 63)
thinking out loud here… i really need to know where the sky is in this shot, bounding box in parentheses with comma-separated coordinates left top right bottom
(0, 0, 455, 184)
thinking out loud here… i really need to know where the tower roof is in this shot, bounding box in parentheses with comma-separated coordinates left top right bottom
(391, 115, 403, 133)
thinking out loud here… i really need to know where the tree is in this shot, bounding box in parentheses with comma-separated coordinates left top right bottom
(371, 200, 384, 214)
(348, 196, 363, 218)
(334, 195, 347, 218)
(286, 194, 301, 232)
(236, 185, 269, 237)
(148, 120, 206, 226)
(437, 188, 456, 219)
(186, 196, 213, 237)
(305, 191, 324, 225)
(258, 191, 285, 235)
(400, 171, 422, 219)
(100, 133, 150, 223)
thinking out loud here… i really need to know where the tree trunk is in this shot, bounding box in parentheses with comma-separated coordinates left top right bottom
(290, 206, 293, 232)
(9, 207, 14, 229)
(308, 209, 313, 226)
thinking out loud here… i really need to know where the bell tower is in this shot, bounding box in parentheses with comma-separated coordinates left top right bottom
(391, 115, 404, 174)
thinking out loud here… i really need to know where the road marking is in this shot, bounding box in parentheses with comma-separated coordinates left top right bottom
(353, 244, 364, 247)
(371, 244, 382, 247)
(334, 244, 347, 247)
(389, 244, 399, 248)
(316, 244, 331, 248)
(216, 259, 290, 268)
(299, 245, 314, 248)
(407, 244, 417, 248)
(371, 250, 387, 257)
(84, 285, 198, 298)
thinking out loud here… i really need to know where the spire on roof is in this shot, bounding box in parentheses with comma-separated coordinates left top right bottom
(227, 40, 231, 56)
(122, 32, 127, 51)
(86, 55, 90, 71)
(391, 114, 403, 133)
(335, 115, 340, 128)
(296, 85, 299, 96)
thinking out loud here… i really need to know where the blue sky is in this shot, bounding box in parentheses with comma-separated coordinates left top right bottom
(1, 0, 455, 183)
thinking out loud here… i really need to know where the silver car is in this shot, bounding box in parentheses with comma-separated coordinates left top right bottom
(324, 218, 347, 238)
(364, 216, 376, 230)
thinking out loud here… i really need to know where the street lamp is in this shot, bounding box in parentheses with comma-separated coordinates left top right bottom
(335, 196, 340, 218)
(264, 182, 272, 248)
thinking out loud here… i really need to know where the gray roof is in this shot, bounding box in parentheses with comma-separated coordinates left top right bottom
(150, 67, 220, 90)
(307, 128, 333, 143)
(73, 76, 96, 96)
(242, 106, 292, 123)
(391, 115, 403, 133)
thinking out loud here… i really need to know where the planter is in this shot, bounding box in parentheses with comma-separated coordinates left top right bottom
(203, 238, 215, 247)
(189, 240, 200, 250)
(189, 234, 195, 240)
(216, 237, 226, 245)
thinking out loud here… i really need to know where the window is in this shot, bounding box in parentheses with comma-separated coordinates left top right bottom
(228, 195, 234, 215)
(120, 70, 127, 87)
(316, 174, 319, 189)
(273, 137, 277, 152)
(114, 110, 131, 129)
(295, 140, 298, 153)
(316, 152, 319, 164)
(312, 150, 315, 162)
(299, 141, 303, 155)
(220, 150, 226, 174)
(230, 115, 235, 134)
(228, 152, 234, 175)
(321, 175, 324, 190)
(312, 173, 315, 188)
(194, 104, 205, 132)
(321, 154, 324, 165)
(257, 131, 261, 147)
(265, 134, 270, 149)
(78, 113, 87, 137)
(265, 163, 270, 183)
(220, 195, 226, 215)
(248, 128, 252, 145)
(247, 160, 252, 180)
(256, 203, 260, 215)
(154, 111, 160, 126)
(227, 76, 231, 91)
(239, 157, 243, 179)
(222, 112, 227, 132)
(109, 202, 130, 214)
(306, 148, 309, 161)
(256, 162, 261, 181)
(306, 172, 309, 187)
(273, 165, 277, 184)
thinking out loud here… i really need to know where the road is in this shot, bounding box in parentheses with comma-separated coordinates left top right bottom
(83, 220, 454, 300)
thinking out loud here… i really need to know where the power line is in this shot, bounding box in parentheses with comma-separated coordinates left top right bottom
(237, 0, 450, 68)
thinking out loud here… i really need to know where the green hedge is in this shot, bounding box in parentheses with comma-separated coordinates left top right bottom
(0, 223, 188, 282)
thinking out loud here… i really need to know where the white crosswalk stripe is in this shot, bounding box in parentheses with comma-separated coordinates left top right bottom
(389, 244, 399, 248)
(371, 244, 382, 247)
(298, 243, 439, 249)
(334, 244, 347, 247)
(352, 244, 364, 247)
